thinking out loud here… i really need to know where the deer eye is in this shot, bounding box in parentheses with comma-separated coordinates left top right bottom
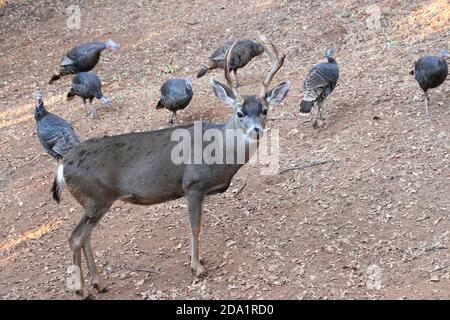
(237, 111, 244, 118)
(262, 109, 268, 115)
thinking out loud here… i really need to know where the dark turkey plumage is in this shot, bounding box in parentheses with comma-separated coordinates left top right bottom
(35, 95, 80, 160)
(300, 48, 339, 128)
(197, 39, 264, 86)
(49, 39, 119, 84)
(67, 72, 111, 118)
(410, 49, 449, 117)
(156, 78, 193, 125)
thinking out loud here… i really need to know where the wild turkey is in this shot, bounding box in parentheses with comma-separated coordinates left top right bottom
(300, 48, 339, 128)
(67, 72, 111, 118)
(156, 78, 193, 125)
(34, 94, 80, 160)
(197, 39, 264, 86)
(49, 39, 119, 84)
(410, 49, 449, 117)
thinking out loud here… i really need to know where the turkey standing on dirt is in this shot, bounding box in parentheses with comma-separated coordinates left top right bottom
(156, 78, 193, 125)
(67, 72, 111, 118)
(34, 94, 80, 160)
(49, 39, 119, 84)
(300, 48, 340, 128)
(410, 49, 449, 117)
(197, 39, 264, 86)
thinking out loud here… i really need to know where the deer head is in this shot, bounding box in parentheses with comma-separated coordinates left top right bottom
(211, 35, 290, 140)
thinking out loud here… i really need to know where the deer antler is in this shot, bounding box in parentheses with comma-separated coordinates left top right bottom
(224, 40, 244, 104)
(258, 35, 286, 98)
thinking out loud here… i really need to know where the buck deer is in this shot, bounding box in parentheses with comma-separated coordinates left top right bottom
(52, 36, 290, 298)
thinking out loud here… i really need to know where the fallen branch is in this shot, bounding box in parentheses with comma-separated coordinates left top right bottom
(127, 264, 156, 274)
(416, 215, 430, 222)
(128, 266, 158, 283)
(134, 268, 156, 274)
(334, 222, 350, 232)
(423, 245, 447, 253)
(233, 181, 247, 198)
(279, 159, 339, 174)
(432, 264, 450, 273)
(267, 116, 299, 121)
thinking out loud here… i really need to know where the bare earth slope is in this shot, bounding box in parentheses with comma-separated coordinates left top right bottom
(0, 0, 449, 299)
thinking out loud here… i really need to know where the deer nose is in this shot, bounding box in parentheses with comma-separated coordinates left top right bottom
(254, 127, 261, 139)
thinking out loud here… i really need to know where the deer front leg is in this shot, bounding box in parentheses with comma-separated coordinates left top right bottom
(187, 192, 206, 277)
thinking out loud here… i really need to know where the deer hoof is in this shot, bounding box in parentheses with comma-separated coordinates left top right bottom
(93, 281, 109, 293)
(75, 287, 90, 300)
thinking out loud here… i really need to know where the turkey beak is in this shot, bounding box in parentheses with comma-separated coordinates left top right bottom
(34, 93, 43, 107)
(107, 43, 120, 52)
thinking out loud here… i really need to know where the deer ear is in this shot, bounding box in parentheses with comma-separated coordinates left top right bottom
(265, 81, 290, 105)
(211, 79, 236, 107)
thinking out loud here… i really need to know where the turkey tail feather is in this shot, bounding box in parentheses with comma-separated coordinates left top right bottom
(49, 74, 61, 84)
(66, 89, 76, 101)
(300, 100, 315, 113)
(156, 100, 164, 109)
(197, 66, 209, 78)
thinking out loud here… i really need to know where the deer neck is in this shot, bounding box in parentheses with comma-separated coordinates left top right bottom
(222, 114, 260, 165)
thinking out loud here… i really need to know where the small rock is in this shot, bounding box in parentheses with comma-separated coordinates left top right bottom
(287, 128, 299, 138)
(135, 279, 145, 287)
(430, 275, 440, 282)
(226, 240, 236, 248)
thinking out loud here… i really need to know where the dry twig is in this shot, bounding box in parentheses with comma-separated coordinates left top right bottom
(233, 181, 247, 198)
(279, 160, 339, 174)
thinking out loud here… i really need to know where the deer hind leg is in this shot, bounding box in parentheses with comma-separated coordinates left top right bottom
(83, 235, 107, 293)
(68, 215, 92, 298)
(68, 205, 110, 298)
(186, 192, 206, 277)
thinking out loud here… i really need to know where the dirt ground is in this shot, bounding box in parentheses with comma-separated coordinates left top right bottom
(0, 0, 449, 299)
